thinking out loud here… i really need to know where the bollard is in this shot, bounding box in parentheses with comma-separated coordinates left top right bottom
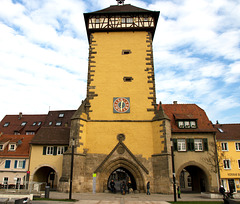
(45, 186, 50, 199)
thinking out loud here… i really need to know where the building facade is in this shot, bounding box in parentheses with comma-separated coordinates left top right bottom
(162, 103, 218, 192)
(214, 123, 240, 193)
(59, 3, 174, 194)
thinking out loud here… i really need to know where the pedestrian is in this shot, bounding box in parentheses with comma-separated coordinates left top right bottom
(177, 186, 181, 199)
(219, 185, 225, 198)
(146, 181, 150, 195)
(121, 181, 126, 195)
(110, 180, 115, 193)
(127, 180, 132, 194)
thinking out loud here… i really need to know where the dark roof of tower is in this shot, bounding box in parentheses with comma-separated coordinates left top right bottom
(90, 4, 156, 14)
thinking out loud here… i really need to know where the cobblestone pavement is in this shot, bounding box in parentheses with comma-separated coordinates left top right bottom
(30, 192, 240, 204)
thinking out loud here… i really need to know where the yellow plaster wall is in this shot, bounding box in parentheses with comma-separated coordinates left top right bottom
(89, 31, 155, 121)
(29, 145, 63, 181)
(152, 120, 165, 154)
(217, 141, 240, 179)
(85, 121, 154, 158)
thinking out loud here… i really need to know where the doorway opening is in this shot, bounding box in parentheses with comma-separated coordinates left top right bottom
(179, 165, 208, 192)
(107, 167, 136, 192)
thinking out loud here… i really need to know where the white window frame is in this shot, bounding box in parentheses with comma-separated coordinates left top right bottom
(46, 146, 53, 155)
(190, 121, 196, 128)
(194, 139, 203, 151)
(3, 177, 8, 185)
(177, 139, 186, 151)
(178, 121, 184, 128)
(223, 159, 231, 169)
(184, 121, 190, 128)
(57, 146, 64, 155)
(9, 144, 16, 151)
(221, 142, 228, 151)
(17, 160, 25, 169)
(235, 143, 240, 151)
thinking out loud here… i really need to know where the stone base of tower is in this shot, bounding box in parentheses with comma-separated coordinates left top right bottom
(59, 150, 173, 194)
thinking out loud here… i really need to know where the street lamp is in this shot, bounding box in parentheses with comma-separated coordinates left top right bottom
(69, 138, 75, 200)
(171, 138, 177, 202)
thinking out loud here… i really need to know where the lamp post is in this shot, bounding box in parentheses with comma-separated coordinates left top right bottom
(171, 139, 177, 202)
(69, 138, 75, 200)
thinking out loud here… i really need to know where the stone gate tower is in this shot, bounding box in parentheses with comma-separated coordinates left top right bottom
(59, 1, 173, 193)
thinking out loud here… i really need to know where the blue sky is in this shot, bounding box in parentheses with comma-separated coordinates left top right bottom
(0, 0, 239, 124)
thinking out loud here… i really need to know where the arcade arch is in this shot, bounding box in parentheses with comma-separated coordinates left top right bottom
(32, 165, 58, 190)
(177, 162, 211, 192)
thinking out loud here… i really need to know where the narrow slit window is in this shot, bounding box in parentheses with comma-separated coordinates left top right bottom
(122, 50, 131, 55)
(123, 77, 133, 82)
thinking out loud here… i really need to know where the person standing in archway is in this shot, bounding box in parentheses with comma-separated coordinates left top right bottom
(121, 181, 126, 195)
(110, 180, 115, 193)
(146, 181, 150, 195)
(127, 180, 132, 194)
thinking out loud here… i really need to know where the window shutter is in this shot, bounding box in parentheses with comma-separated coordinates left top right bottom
(64, 146, 68, 152)
(53, 146, 57, 155)
(203, 138, 208, 151)
(5, 160, 10, 168)
(187, 139, 194, 151)
(14, 160, 18, 168)
(173, 139, 177, 151)
(43, 146, 46, 155)
(22, 160, 26, 169)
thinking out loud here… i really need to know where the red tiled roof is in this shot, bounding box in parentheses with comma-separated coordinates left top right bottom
(214, 124, 240, 140)
(0, 134, 34, 158)
(0, 114, 47, 135)
(161, 104, 215, 133)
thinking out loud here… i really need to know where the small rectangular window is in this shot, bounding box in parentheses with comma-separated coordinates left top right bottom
(46, 146, 53, 155)
(122, 50, 131, 55)
(238, 160, 240, 169)
(26, 131, 35, 135)
(9, 144, 16, 151)
(178, 121, 184, 128)
(0, 145, 3, 150)
(236, 143, 240, 151)
(49, 121, 52, 126)
(177, 139, 186, 151)
(3, 177, 8, 186)
(32, 122, 37, 126)
(190, 121, 196, 128)
(57, 146, 64, 155)
(184, 121, 190, 128)
(221, 142, 228, 151)
(37, 122, 42, 126)
(123, 77, 133, 82)
(194, 139, 203, 151)
(223, 160, 231, 169)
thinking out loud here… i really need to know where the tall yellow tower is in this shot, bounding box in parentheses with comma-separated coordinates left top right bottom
(60, 1, 173, 193)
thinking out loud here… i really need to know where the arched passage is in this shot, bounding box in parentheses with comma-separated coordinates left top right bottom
(177, 162, 211, 193)
(96, 158, 145, 193)
(33, 166, 58, 190)
(107, 167, 137, 192)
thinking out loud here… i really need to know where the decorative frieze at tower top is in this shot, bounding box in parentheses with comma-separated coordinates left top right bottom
(84, 3, 160, 42)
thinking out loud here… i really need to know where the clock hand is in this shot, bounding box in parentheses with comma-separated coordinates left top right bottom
(120, 100, 123, 111)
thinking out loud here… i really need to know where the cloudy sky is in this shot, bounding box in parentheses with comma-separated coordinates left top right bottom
(0, 0, 239, 124)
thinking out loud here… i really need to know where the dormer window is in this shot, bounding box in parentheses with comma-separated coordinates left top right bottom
(59, 113, 64, 118)
(178, 120, 197, 129)
(3, 122, 10, 127)
(26, 131, 35, 135)
(14, 131, 20, 135)
(38, 122, 42, 126)
(21, 122, 27, 126)
(49, 121, 53, 126)
(32, 122, 37, 126)
(9, 144, 16, 151)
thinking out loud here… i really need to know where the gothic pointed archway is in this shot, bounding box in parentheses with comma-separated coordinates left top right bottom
(96, 158, 145, 193)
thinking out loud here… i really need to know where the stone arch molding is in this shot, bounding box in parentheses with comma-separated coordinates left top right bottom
(94, 141, 148, 192)
(176, 161, 211, 179)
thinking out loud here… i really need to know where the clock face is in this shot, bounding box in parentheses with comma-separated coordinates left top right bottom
(113, 97, 130, 113)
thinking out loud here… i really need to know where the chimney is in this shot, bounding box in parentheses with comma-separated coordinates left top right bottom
(18, 112, 22, 119)
(173, 101, 178, 104)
